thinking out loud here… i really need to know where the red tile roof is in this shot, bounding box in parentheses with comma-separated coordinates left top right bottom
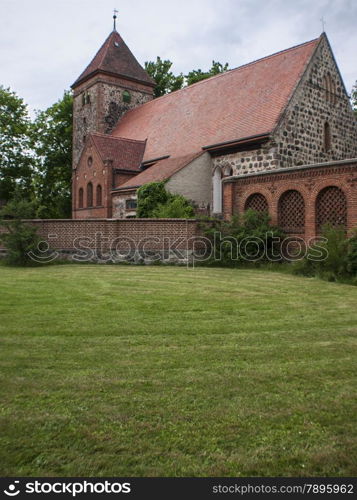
(72, 31, 155, 88)
(90, 133, 146, 171)
(115, 152, 204, 190)
(112, 37, 320, 161)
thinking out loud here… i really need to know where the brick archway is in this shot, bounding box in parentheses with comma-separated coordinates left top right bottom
(278, 190, 305, 233)
(316, 186, 347, 232)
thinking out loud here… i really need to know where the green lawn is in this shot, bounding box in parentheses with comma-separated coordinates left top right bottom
(0, 265, 356, 477)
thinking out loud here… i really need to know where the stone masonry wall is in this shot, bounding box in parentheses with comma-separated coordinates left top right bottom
(213, 35, 357, 178)
(73, 74, 153, 168)
(273, 35, 357, 168)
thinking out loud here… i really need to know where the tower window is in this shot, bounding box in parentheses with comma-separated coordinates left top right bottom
(86, 93, 91, 105)
(87, 156, 93, 167)
(123, 90, 132, 104)
(82, 93, 85, 107)
(324, 122, 331, 152)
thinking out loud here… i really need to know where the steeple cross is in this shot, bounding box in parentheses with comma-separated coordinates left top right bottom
(113, 9, 118, 31)
(320, 16, 326, 32)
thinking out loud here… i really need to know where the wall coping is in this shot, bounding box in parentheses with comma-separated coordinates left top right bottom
(19, 218, 201, 223)
(223, 158, 357, 183)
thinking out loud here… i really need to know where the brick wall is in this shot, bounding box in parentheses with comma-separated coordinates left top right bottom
(0, 219, 205, 256)
(223, 159, 357, 241)
(72, 137, 111, 219)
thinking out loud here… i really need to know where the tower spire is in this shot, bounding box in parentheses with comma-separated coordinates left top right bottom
(113, 9, 118, 31)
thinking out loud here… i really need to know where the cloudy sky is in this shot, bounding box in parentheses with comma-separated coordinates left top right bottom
(1, 0, 356, 114)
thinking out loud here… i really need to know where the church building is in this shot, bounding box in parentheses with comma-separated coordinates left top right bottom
(71, 25, 357, 242)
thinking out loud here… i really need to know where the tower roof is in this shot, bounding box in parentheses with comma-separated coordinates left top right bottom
(71, 30, 155, 89)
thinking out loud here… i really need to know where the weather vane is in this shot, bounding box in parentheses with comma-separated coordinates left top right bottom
(113, 8, 118, 31)
(320, 16, 326, 32)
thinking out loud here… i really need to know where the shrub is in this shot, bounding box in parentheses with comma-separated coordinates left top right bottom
(0, 196, 41, 266)
(292, 225, 356, 282)
(152, 195, 195, 218)
(137, 182, 195, 218)
(202, 210, 284, 266)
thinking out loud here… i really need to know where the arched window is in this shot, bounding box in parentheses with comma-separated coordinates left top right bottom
(324, 122, 331, 152)
(87, 182, 93, 208)
(245, 193, 268, 213)
(278, 190, 305, 233)
(78, 188, 83, 209)
(323, 74, 336, 105)
(316, 186, 347, 232)
(213, 167, 222, 213)
(96, 184, 102, 206)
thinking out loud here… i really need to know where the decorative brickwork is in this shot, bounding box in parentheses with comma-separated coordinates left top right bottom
(278, 190, 305, 233)
(223, 160, 357, 241)
(245, 193, 269, 213)
(316, 186, 347, 231)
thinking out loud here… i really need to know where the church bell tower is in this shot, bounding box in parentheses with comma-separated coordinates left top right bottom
(71, 13, 155, 168)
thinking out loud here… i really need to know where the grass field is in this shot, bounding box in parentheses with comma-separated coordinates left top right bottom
(0, 264, 356, 477)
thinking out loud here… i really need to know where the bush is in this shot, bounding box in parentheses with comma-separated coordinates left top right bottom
(0, 196, 41, 266)
(292, 225, 356, 282)
(201, 210, 284, 266)
(136, 181, 195, 218)
(152, 195, 195, 218)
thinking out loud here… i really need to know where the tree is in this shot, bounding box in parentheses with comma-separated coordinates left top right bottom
(136, 182, 169, 217)
(185, 60, 230, 86)
(145, 57, 230, 97)
(0, 190, 40, 266)
(352, 81, 357, 118)
(31, 91, 73, 218)
(0, 86, 34, 203)
(145, 57, 184, 98)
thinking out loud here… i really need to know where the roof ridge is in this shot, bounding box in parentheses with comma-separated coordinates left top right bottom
(227, 36, 320, 75)
(98, 31, 115, 68)
(91, 132, 146, 144)
(111, 36, 320, 132)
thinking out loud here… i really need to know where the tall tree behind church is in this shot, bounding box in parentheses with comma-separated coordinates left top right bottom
(31, 91, 73, 218)
(0, 86, 34, 203)
(145, 58, 230, 97)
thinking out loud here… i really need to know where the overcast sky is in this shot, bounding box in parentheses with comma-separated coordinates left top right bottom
(1, 0, 356, 114)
